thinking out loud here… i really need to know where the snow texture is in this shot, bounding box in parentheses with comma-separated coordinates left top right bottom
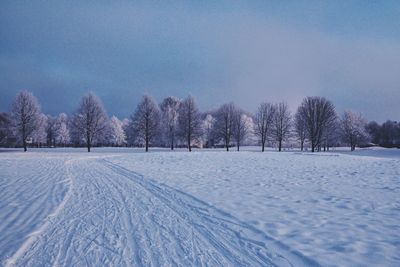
(0, 147, 399, 266)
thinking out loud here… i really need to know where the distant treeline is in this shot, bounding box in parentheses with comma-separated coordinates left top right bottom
(0, 91, 399, 152)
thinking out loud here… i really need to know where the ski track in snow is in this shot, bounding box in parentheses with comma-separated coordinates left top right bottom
(1, 154, 317, 267)
(0, 155, 71, 264)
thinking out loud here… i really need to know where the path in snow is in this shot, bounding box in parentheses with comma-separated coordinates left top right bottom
(3, 155, 317, 267)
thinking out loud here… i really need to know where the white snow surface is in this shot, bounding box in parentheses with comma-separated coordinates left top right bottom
(0, 147, 399, 266)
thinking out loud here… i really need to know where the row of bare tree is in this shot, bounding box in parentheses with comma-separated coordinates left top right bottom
(1, 90, 385, 152)
(129, 95, 203, 152)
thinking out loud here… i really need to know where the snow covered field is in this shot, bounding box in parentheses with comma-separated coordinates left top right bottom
(0, 147, 399, 266)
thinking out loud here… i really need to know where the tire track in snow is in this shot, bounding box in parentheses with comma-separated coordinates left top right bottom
(10, 155, 150, 266)
(99, 159, 232, 266)
(4, 157, 76, 267)
(7, 156, 320, 266)
(101, 158, 320, 267)
(4, 155, 120, 267)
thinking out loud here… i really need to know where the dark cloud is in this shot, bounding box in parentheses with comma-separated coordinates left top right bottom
(1, 1, 399, 122)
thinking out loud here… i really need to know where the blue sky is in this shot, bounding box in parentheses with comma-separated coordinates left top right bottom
(1, 1, 399, 121)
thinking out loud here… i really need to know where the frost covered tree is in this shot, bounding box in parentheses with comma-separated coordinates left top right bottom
(32, 113, 48, 147)
(214, 103, 236, 151)
(130, 95, 160, 152)
(297, 96, 337, 152)
(159, 96, 180, 150)
(0, 112, 12, 146)
(294, 107, 307, 151)
(46, 115, 57, 147)
(56, 123, 70, 147)
(202, 114, 215, 148)
(10, 91, 41, 151)
(108, 116, 126, 146)
(55, 113, 70, 146)
(272, 102, 291, 152)
(121, 118, 131, 146)
(254, 102, 275, 152)
(233, 109, 252, 151)
(340, 110, 368, 151)
(178, 95, 202, 152)
(72, 92, 108, 152)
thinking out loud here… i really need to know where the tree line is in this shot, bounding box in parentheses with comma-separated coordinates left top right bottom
(0, 90, 399, 152)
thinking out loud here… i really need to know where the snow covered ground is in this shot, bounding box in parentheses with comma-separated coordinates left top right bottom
(0, 147, 399, 266)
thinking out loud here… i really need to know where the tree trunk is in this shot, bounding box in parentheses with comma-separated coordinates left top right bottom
(22, 126, 27, 152)
(278, 140, 282, 152)
(300, 140, 304, 151)
(237, 142, 240, 151)
(188, 134, 191, 152)
(262, 140, 265, 152)
(87, 134, 91, 152)
(171, 137, 174, 150)
(145, 137, 149, 152)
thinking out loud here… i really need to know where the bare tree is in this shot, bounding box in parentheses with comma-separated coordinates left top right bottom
(233, 109, 252, 151)
(297, 96, 337, 152)
(321, 118, 339, 151)
(72, 92, 108, 152)
(366, 121, 381, 145)
(10, 91, 41, 152)
(130, 95, 160, 152)
(272, 102, 291, 152)
(380, 120, 400, 147)
(178, 95, 202, 152)
(340, 110, 368, 151)
(254, 102, 275, 152)
(160, 96, 180, 150)
(214, 103, 236, 151)
(294, 107, 307, 151)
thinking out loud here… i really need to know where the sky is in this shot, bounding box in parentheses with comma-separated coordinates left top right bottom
(1, 1, 399, 122)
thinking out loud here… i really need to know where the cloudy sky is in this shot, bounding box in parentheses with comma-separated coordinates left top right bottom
(1, 1, 399, 122)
